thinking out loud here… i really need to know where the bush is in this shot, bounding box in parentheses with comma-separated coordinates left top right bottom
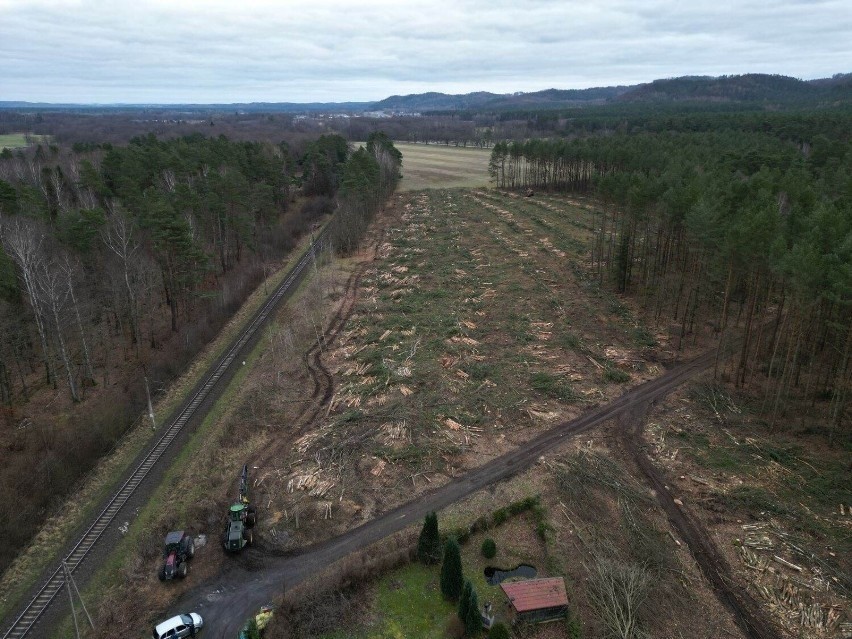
(536, 520, 552, 541)
(470, 515, 491, 534)
(440, 538, 464, 601)
(488, 622, 511, 639)
(507, 496, 539, 515)
(603, 367, 631, 383)
(481, 538, 497, 559)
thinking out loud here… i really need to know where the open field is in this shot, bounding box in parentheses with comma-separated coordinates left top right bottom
(0, 133, 48, 149)
(396, 142, 492, 191)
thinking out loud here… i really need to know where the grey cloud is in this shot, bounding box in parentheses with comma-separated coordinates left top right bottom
(0, 0, 849, 102)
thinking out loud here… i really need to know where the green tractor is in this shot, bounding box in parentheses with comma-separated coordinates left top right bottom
(223, 464, 257, 552)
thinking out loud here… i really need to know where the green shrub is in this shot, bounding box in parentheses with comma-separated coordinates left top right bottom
(489, 622, 511, 639)
(603, 367, 630, 383)
(507, 496, 538, 515)
(470, 515, 491, 534)
(492, 508, 508, 526)
(481, 538, 496, 559)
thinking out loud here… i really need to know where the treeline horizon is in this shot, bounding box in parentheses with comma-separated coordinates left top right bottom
(489, 118, 851, 433)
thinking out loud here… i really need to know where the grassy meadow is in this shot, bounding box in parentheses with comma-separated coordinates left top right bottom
(0, 133, 49, 150)
(396, 142, 492, 191)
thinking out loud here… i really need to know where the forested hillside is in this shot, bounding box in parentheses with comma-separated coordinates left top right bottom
(489, 116, 851, 432)
(0, 132, 400, 570)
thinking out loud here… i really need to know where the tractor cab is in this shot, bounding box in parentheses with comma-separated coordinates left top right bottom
(159, 530, 194, 581)
(225, 518, 246, 552)
(222, 465, 257, 553)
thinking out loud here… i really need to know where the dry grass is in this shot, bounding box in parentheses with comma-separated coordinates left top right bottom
(396, 142, 492, 191)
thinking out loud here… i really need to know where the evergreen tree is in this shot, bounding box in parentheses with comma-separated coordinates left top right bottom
(417, 511, 441, 564)
(464, 586, 481, 636)
(458, 580, 472, 623)
(440, 538, 464, 601)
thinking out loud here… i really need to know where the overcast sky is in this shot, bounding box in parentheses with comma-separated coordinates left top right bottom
(0, 0, 850, 103)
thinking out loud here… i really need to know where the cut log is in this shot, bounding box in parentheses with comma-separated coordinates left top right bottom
(772, 556, 802, 572)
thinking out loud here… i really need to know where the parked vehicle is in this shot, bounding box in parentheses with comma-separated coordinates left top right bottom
(223, 464, 257, 552)
(159, 531, 195, 581)
(152, 612, 203, 639)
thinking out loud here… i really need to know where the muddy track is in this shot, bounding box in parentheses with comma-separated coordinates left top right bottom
(169, 344, 746, 638)
(298, 230, 386, 427)
(622, 403, 783, 639)
(255, 231, 384, 470)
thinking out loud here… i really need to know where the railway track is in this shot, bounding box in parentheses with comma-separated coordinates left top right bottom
(1, 229, 331, 639)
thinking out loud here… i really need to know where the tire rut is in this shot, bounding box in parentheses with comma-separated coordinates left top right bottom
(622, 402, 783, 639)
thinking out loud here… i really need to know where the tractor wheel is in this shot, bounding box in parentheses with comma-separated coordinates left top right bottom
(246, 508, 257, 528)
(178, 562, 188, 578)
(244, 529, 253, 547)
(158, 567, 166, 582)
(186, 538, 195, 559)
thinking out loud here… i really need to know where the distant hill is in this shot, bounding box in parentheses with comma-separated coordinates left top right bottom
(371, 86, 631, 111)
(370, 74, 850, 111)
(1, 73, 849, 114)
(618, 73, 852, 104)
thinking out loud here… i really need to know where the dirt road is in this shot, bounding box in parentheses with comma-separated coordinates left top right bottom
(170, 347, 729, 637)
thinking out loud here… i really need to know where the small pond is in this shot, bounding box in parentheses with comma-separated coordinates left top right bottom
(484, 564, 537, 585)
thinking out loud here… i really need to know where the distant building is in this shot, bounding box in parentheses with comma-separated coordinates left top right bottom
(500, 577, 569, 624)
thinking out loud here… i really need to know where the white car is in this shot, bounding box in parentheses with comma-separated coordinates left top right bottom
(152, 613, 203, 639)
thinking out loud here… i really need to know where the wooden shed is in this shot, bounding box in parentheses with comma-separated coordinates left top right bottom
(500, 577, 569, 624)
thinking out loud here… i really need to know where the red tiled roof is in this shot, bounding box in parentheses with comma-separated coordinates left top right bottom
(501, 577, 568, 613)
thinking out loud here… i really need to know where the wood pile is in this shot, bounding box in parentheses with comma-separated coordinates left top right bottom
(736, 523, 847, 636)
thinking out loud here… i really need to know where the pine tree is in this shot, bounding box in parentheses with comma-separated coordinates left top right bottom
(464, 586, 481, 636)
(417, 511, 441, 564)
(458, 580, 472, 623)
(440, 538, 464, 601)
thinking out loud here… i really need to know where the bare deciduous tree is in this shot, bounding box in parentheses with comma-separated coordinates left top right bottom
(587, 557, 650, 639)
(35, 259, 79, 401)
(102, 205, 141, 346)
(0, 216, 54, 385)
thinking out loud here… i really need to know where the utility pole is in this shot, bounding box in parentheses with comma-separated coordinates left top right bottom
(62, 560, 94, 638)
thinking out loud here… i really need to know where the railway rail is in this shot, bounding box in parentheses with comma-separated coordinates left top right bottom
(1, 229, 331, 639)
